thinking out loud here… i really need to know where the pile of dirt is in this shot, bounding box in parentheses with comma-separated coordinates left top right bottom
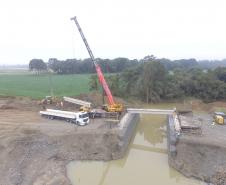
(0, 104, 15, 109)
(76, 92, 104, 107)
(0, 96, 41, 111)
(212, 168, 226, 185)
(190, 99, 226, 113)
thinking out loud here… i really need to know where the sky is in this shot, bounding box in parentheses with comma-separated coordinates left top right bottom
(0, 0, 226, 65)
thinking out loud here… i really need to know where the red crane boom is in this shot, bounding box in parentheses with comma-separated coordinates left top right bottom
(71, 16, 115, 105)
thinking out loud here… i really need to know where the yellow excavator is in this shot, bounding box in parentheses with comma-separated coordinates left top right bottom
(41, 96, 54, 105)
(213, 112, 226, 125)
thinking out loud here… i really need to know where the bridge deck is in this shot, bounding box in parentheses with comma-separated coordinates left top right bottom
(127, 108, 175, 115)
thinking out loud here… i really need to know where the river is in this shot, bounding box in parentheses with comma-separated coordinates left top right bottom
(67, 104, 205, 185)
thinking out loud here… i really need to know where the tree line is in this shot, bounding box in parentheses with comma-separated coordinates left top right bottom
(29, 58, 138, 74)
(29, 56, 226, 74)
(90, 58, 226, 103)
(29, 56, 226, 103)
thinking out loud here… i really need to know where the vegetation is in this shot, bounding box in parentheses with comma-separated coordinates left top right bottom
(90, 60, 226, 103)
(1, 55, 226, 102)
(29, 59, 47, 74)
(43, 57, 226, 75)
(48, 58, 138, 74)
(0, 73, 91, 99)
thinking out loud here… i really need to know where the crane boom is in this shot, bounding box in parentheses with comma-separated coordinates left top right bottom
(70, 17, 95, 63)
(71, 16, 115, 105)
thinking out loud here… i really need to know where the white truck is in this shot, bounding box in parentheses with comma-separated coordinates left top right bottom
(40, 109, 89, 126)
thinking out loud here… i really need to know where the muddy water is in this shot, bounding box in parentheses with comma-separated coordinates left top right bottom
(67, 106, 205, 185)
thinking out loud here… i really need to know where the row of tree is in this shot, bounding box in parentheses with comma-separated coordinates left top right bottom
(29, 58, 138, 74)
(29, 56, 226, 103)
(90, 60, 226, 103)
(29, 57, 226, 74)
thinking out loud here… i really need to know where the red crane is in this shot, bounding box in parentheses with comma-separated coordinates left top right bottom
(71, 16, 123, 112)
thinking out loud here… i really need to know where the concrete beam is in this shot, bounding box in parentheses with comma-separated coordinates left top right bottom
(127, 108, 175, 115)
(63, 97, 91, 107)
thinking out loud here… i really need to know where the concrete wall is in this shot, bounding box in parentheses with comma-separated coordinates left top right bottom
(167, 115, 179, 159)
(112, 113, 140, 159)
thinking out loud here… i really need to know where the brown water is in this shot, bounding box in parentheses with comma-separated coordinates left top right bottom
(67, 105, 205, 185)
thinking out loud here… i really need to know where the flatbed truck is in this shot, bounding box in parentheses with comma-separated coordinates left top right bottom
(40, 109, 89, 126)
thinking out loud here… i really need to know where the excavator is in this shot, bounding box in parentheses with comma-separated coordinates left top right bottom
(71, 16, 123, 113)
(213, 112, 226, 125)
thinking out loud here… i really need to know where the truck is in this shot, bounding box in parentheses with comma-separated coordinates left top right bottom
(40, 109, 89, 126)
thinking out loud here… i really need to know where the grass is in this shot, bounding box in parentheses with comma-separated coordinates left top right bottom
(0, 71, 91, 99)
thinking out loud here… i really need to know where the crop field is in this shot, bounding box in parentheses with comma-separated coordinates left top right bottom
(0, 70, 91, 99)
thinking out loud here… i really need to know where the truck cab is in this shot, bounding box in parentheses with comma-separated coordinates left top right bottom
(74, 112, 89, 126)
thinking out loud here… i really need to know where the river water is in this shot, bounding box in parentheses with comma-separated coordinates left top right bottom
(67, 107, 205, 185)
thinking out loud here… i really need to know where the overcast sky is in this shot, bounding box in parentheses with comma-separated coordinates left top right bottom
(0, 0, 226, 64)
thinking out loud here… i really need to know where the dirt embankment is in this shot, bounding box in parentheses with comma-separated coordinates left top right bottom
(0, 97, 137, 185)
(190, 99, 226, 113)
(168, 112, 226, 185)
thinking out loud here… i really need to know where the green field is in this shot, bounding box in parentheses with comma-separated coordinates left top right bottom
(0, 71, 91, 99)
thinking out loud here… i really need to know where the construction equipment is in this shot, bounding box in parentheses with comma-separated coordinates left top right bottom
(63, 96, 91, 112)
(213, 112, 226, 125)
(71, 16, 123, 113)
(41, 96, 52, 105)
(41, 96, 56, 105)
(40, 109, 89, 126)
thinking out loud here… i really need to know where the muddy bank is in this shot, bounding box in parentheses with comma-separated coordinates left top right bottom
(0, 107, 139, 185)
(168, 114, 226, 185)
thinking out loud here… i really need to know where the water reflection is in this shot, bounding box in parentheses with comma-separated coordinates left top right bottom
(136, 114, 166, 145)
(67, 112, 203, 185)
